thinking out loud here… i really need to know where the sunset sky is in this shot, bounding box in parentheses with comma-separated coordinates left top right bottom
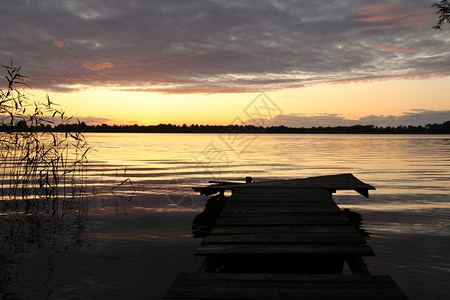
(1, 0, 449, 127)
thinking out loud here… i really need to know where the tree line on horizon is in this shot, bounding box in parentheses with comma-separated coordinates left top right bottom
(2, 120, 449, 134)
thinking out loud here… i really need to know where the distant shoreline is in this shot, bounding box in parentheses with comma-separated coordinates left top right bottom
(2, 121, 449, 134)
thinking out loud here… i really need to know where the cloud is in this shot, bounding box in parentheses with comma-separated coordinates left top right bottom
(82, 61, 115, 71)
(355, 3, 410, 23)
(75, 116, 116, 125)
(355, 110, 450, 127)
(245, 110, 450, 128)
(371, 44, 419, 52)
(52, 40, 69, 49)
(245, 113, 355, 128)
(0, 0, 449, 93)
(355, 2, 435, 29)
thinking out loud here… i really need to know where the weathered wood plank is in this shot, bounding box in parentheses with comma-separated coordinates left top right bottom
(225, 200, 337, 205)
(177, 273, 396, 290)
(232, 190, 330, 195)
(247, 174, 375, 188)
(209, 225, 359, 235)
(232, 189, 330, 195)
(233, 188, 331, 195)
(227, 197, 332, 205)
(201, 233, 366, 245)
(221, 205, 342, 213)
(165, 290, 406, 300)
(228, 189, 334, 202)
(217, 211, 347, 217)
(226, 204, 336, 209)
(227, 199, 332, 203)
(227, 200, 335, 206)
(165, 288, 406, 300)
(175, 272, 390, 282)
(229, 194, 332, 199)
(214, 219, 351, 226)
(194, 174, 375, 197)
(194, 244, 375, 256)
(235, 186, 328, 191)
(165, 175, 406, 300)
(228, 197, 334, 203)
(164, 273, 406, 300)
(215, 213, 352, 226)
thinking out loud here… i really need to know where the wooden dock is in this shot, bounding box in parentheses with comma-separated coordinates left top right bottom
(164, 174, 408, 300)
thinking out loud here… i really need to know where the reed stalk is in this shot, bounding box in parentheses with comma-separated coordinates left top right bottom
(0, 61, 90, 201)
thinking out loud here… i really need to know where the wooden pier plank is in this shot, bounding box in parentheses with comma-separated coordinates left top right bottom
(166, 175, 408, 300)
(227, 198, 335, 203)
(234, 187, 332, 193)
(201, 232, 366, 244)
(226, 201, 336, 206)
(194, 174, 376, 197)
(214, 212, 352, 226)
(228, 198, 334, 202)
(227, 188, 336, 204)
(221, 205, 342, 213)
(194, 244, 375, 256)
(227, 199, 334, 204)
(218, 211, 347, 218)
(209, 225, 359, 235)
(164, 273, 407, 300)
(195, 184, 374, 258)
(231, 188, 333, 198)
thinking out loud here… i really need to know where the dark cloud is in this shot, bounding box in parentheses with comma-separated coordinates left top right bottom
(76, 116, 116, 125)
(246, 110, 450, 127)
(358, 109, 450, 126)
(1, 0, 449, 93)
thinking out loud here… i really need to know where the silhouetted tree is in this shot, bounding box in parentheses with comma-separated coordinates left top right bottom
(433, 0, 450, 30)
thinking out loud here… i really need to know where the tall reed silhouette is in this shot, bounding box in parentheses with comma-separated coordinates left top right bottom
(0, 61, 90, 201)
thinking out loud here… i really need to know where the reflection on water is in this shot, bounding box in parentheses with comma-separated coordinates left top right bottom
(192, 194, 227, 238)
(85, 133, 450, 197)
(0, 196, 89, 299)
(341, 208, 370, 237)
(1, 133, 449, 299)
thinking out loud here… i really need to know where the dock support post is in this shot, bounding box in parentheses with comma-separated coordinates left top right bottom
(198, 256, 220, 273)
(346, 256, 371, 275)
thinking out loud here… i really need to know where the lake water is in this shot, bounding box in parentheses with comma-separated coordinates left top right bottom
(1, 133, 449, 299)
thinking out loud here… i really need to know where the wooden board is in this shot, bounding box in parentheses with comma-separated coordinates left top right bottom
(164, 273, 407, 300)
(228, 188, 334, 203)
(226, 200, 336, 206)
(228, 198, 334, 203)
(194, 174, 375, 197)
(195, 183, 372, 259)
(165, 176, 409, 300)
(194, 244, 375, 256)
(201, 233, 366, 245)
(214, 212, 352, 226)
(233, 187, 332, 196)
(209, 225, 359, 235)
(221, 205, 342, 213)
(225, 201, 338, 205)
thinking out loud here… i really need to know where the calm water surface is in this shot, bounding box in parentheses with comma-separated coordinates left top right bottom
(1, 133, 449, 299)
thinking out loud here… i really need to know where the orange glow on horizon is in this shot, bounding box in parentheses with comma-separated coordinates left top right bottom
(26, 75, 450, 126)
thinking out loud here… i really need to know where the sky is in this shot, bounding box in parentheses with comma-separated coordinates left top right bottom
(1, 0, 449, 127)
